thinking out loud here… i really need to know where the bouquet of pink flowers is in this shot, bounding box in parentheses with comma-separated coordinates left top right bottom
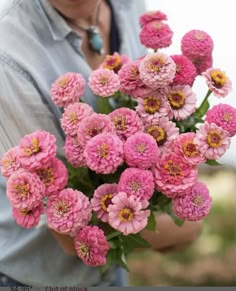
(1, 10, 236, 271)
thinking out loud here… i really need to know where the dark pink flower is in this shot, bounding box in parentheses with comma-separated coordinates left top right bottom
(139, 10, 167, 27)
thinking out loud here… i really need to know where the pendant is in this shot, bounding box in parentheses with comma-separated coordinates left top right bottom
(87, 26, 104, 55)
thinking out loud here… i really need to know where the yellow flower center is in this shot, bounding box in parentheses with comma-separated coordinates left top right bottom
(100, 76, 109, 86)
(77, 243, 90, 258)
(100, 194, 113, 211)
(113, 116, 127, 130)
(164, 160, 181, 176)
(57, 76, 68, 88)
(147, 125, 166, 146)
(22, 137, 40, 156)
(119, 207, 134, 222)
(207, 130, 222, 148)
(183, 140, 199, 157)
(129, 181, 141, 192)
(37, 168, 54, 186)
(14, 183, 30, 198)
(210, 70, 227, 88)
(223, 112, 232, 122)
(168, 91, 185, 109)
(146, 56, 164, 73)
(194, 31, 205, 41)
(192, 195, 203, 206)
(69, 112, 78, 123)
(130, 67, 139, 78)
(55, 201, 69, 216)
(2, 157, 14, 168)
(136, 143, 146, 153)
(19, 209, 32, 216)
(98, 143, 109, 158)
(103, 55, 121, 71)
(144, 96, 161, 114)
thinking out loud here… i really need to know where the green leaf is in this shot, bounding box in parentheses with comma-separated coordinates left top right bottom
(164, 203, 185, 227)
(97, 96, 113, 114)
(205, 159, 223, 166)
(120, 233, 151, 253)
(145, 211, 156, 231)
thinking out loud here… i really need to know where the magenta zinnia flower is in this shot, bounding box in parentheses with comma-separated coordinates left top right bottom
(74, 225, 110, 266)
(0, 146, 22, 179)
(139, 10, 167, 27)
(191, 55, 213, 75)
(172, 181, 212, 221)
(63, 135, 86, 168)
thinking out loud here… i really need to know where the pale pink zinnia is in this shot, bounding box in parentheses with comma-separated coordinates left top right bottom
(74, 225, 110, 266)
(84, 132, 124, 174)
(91, 183, 118, 223)
(202, 68, 232, 98)
(194, 122, 231, 160)
(172, 181, 212, 221)
(205, 103, 236, 137)
(7, 169, 45, 209)
(124, 132, 160, 169)
(139, 52, 176, 90)
(0, 146, 22, 179)
(88, 68, 120, 97)
(139, 10, 167, 27)
(108, 192, 150, 235)
(63, 135, 86, 168)
(50, 72, 86, 108)
(17, 130, 57, 171)
(117, 168, 154, 201)
(46, 188, 92, 237)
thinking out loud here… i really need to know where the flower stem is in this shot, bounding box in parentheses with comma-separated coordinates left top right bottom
(106, 231, 120, 241)
(195, 89, 212, 118)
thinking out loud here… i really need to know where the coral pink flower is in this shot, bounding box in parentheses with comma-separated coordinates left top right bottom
(117, 168, 154, 201)
(77, 113, 114, 146)
(109, 108, 143, 141)
(0, 147, 22, 179)
(153, 152, 198, 198)
(124, 132, 160, 169)
(191, 55, 213, 75)
(165, 85, 197, 120)
(88, 68, 120, 97)
(194, 122, 231, 160)
(202, 68, 232, 98)
(139, 10, 167, 27)
(84, 132, 124, 174)
(108, 192, 150, 235)
(74, 225, 110, 266)
(35, 158, 68, 196)
(91, 183, 118, 223)
(46, 188, 92, 237)
(139, 52, 176, 90)
(100, 52, 130, 73)
(170, 55, 197, 86)
(17, 130, 57, 171)
(50, 72, 86, 108)
(63, 135, 86, 168)
(61, 102, 94, 136)
(7, 169, 45, 209)
(12, 201, 45, 229)
(172, 181, 212, 221)
(205, 103, 236, 137)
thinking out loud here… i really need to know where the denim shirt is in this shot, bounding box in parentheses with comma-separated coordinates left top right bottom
(0, 0, 147, 287)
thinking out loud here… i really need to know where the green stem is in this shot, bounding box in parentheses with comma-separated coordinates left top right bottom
(195, 89, 212, 118)
(200, 89, 212, 108)
(106, 231, 120, 241)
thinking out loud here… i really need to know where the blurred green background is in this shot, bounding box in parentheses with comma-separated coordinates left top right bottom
(127, 166, 236, 286)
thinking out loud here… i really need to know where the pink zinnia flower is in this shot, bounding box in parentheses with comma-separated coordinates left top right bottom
(202, 68, 232, 98)
(194, 122, 231, 160)
(117, 168, 154, 201)
(50, 72, 86, 108)
(124, 132, 160, 169)
(100, 52, 130, 73)
(172, 181, 212, 221)
(153, 152, 198, 198)
(139, 52, 176, 90)
(139, 10, 167, 27)
(7, 169, 45, 209)
(35, 158, 68, 196)
(61, 102, 94, 136)
(46, 188, 92, 237)
(205, 103, 236, 137)
(17, 130, 57, 171)
(12, 201, 45, 229)
(0, 147, 22, 179)
(170, 55, 197, 86)
(88, 68, 120, 97)
(91, 183, 118, 223)
(77, 113, 114, 146)
(165, 85, 197, 120)
(108, 192, 150, 235)
(109, 108, 143, 141)
(74, 225, 110, 266)
(63, 135, 86, 168)
(84, 132, 124, 174)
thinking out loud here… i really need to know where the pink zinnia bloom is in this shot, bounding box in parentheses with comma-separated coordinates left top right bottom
(0, 146, 22, 179)
(172, 181, 212, 221)
(144, 117, 179, 152)
(74, 225, 110, 266)
(191, 55, 213, 75)
(165, 85, 197, 120)
(84, 132, 124, 174)
(153, 152, 198, 198)
(61, 102, 94, 136)
(12, 201, 45, 229)
(170, 55, 197, 86)
(63, 135, 86, 168)
(124, 132, 160, 169)
(109, 107, 143, 141)
(7, 169, 45, 209)
(139, 10, 167, 27)
(194, 122, 231, 160)
(17, 130, 57, 171)
(202, 68, 232, 98)
(139, 52, 176, 90)
(117, 168, 154, 201)
(50, 72, 86, 108)
(205, 103, 236, 137)
(108, 192, 150, 235)
(46, 188, 92, 237)
(88, 68, 120, 97)
(91, 183, 118, 223)
(77, 113, 114, 146)
(100, 52, 130, 73)
(35, 158, 68, 196)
